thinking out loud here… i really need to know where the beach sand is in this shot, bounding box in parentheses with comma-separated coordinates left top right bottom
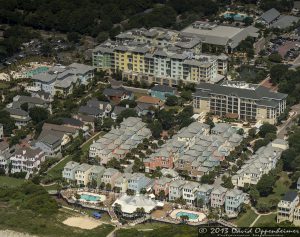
(63, 216, 101, 230)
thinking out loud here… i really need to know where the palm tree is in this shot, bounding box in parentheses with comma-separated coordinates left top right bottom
(114, 203, 122, 217)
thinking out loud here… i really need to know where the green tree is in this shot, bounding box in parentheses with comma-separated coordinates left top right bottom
(259, 123, 277, 138)
(116, 109, 138, 123)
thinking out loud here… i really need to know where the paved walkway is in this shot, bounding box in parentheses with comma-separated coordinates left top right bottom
(249, 206, 276, 227)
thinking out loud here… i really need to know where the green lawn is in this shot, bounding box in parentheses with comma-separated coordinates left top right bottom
(47, 155, 72, 179)
(0, 176, 26, 187)
(132, 222, 171, 230)
(0, 82, 9, 89)
(254, 213, 277, 227)
(81, 132, 105, 152)
(234, 208, 258, 227)
(115, 224, 198, 237)
(0, 208, 114, 237)
(256, 172, 292, 207)
(43, 183, 60, 191)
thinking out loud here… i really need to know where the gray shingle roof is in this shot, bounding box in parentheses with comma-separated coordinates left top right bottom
(260, 8, 280, 24)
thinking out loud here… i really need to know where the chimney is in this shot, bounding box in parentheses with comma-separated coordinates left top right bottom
(126, 104, 129, 108)
(23, 150, 26, 155)
(99, 104, 103, 110)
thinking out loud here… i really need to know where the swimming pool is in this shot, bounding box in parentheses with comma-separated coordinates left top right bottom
(80, 194, 101, 202)
(223, 13, 249, 21)
(176, 211, 199, 220)
(26, 66, 49, 78)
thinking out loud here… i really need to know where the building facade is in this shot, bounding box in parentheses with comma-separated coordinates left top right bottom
(193, 81, 287, 124)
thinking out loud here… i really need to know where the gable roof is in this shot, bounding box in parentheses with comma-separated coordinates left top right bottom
(282, 191, 298, 202)
(260, 8, 280, 24)
(136, 96, 163, 106)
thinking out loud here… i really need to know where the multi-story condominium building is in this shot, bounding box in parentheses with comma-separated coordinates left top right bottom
(154, 177, 172, 197)
(277, 191, 299, 223)
(74, 163, 92, 186)
(30, 63, 94, 96)
(225, 189, 245, 217)
(182, 181, 199, 205)
(10, 147, 45, 174)
(128, 173, 152, 194)
(196, 184, 213, 207)
(101, 168, 121, 188)
(193, 81, 287, 124)
(93, 27, 228, 86)
(211, 186, 227, 208)
(232, 140, 287, 188)
(169, 180, 186, 201)
(0, 141, 10, 173)
(62, 161, 80, 183)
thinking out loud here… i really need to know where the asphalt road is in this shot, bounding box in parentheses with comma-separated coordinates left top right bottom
(277, 103, 300, 139)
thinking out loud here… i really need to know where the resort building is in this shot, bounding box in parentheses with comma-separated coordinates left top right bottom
(181, 21, 259, 53)
(93, 27, 229, 86)
(30, 63, 94, 96)
(10, 147, 45, 175)
(74, 163, 93, 186)
(62, 161, 80, 182)
(193, 81, 287, 124)
(225, 189, 245, 217)
(112, 194, 163, 219)
(277, 191, 299, 223)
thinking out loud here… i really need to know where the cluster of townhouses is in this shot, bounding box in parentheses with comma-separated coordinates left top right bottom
(27, 63, 94, 97)
(92, 27, 229, 86)
(89, 117, 151, 164)
(62, 160, 245, 217)
(232, 139, 289, 188)
(193, 81, 288, 124)
(144, 122, 243, 181)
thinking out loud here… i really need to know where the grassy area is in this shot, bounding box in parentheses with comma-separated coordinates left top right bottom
(131, 222, 171, 230)
(0, 82, 9, 89)
(234, 208, 258, 227)
(0, 176, 26, 187)
(115, 224, 198, 237)
(47, 155, 72, 179)
(256, 172, 292, 207)
(254, 213, 277, 227)
(81, 132, 105, 152)
(43, 183, 60, 191)
(0, 208, 114, 237)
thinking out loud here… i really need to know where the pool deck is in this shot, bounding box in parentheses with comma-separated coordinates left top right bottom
(170, 209, 206, 223)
